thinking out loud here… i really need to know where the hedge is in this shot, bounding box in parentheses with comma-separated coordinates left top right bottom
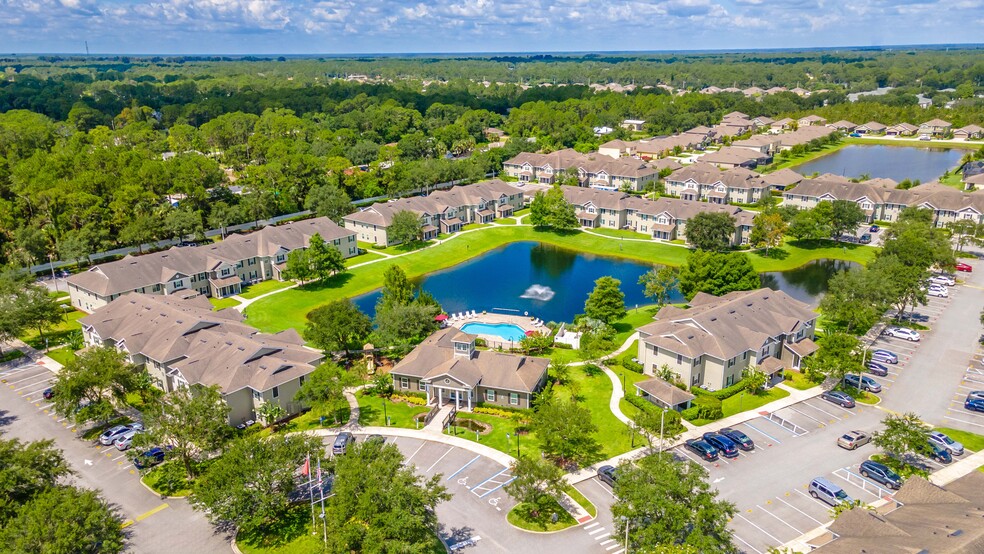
(624, 394, 685, 431)
(691, 378, 748, 401)
(619, 353, 644, 373)
(391, 394, 427, 406)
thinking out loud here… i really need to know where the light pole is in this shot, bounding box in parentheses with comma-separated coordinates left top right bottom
(621, 516, 631, 553)
(658, 408, 666, 454)
(48, 254, 58, 292)
(857, 344, 870, 394)
(382, 398, 389, 426)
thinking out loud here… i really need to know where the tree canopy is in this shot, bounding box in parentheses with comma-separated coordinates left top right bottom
(529, 185, 578, 230)
(304, 299, 373, 353)
(678, 250, 760, 301)
(51, 346, 144, 425)
(684, 212, 735, 252)
(584, 276, 627, 324)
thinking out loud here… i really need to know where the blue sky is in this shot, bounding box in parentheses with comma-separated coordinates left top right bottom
(1, 0, 983, 54)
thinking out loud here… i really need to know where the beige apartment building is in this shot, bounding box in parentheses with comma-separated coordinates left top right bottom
(636, 289, 819, 391)
(80, 294, 322, 425)
(502, 149, 659, 191)
(664, 163, 770, 204)
(66, 217, 356, 313)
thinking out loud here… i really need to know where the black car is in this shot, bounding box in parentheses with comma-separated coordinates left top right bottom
(702, 432, 739, 458)
(597, 465, 618, 487)
(927, 442, 952, 464)
(684, 439, 719, 461)
(42, 387, 54, 400)
(132, 447, 167, 469)
(718, 427, 754, 451)
(821, 390, 856, 408)
(859, 460, 902, 490)
(843, 374, 882, 393)
(866, 361, 889, 377)
(365, 434, 386, 446)
(869, 225, 880, 233)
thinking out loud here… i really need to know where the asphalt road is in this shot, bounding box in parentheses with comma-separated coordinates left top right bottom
(0, 360, 231, 554)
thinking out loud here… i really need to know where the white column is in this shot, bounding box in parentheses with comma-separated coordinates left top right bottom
(438, 388, 442, 405)
(467, 390, 472, 411)
(426, 385, 431, 405)
(456, 391, 460, 410)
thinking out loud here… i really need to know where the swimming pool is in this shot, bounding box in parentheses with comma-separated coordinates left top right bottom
(460, 322, 528, 342)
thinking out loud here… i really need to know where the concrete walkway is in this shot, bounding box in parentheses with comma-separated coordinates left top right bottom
(1, 339, 65, 373)
(231, 282, 300, 312)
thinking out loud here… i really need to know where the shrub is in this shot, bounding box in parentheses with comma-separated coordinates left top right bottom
(475, 338, 487, 347)
(697, 404, 724, 420)
(619, 353, 644, 373)
(691, 378, 747, 401)
(474, 403, 532, 422)
(553, 342, 573, 350)
(680, 406, 700, 421)
(391, 394, 427, 406)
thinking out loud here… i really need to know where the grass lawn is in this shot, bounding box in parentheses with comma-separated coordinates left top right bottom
(238, 280, 294, 299)
(783, 370, 819, 391)
(939, 172, 966, 190)
(565, 486, 597, 518)
(358, 240, 435, 256)
(272, 408, 353, 434)
(762, 142, 847, 172)
(589, 228, 651, 240)
(19, 308, 85, 350)
(209, 296, 241, 310)
(507, 499, 578, 532)
(51, 290, 69, 300)
(612, 309, 658, 347)
(843, 136, 981, 150)
(721, 387, 789, 417)
(140, 460, 196, 497)
(357, 393, 430, 429)
(605, 359, 649, 419)
(448, 412, 539, 459)
(0, 349, 25, 363)
(460, 223, 493, 232)
(495, 217, 517, 225)
(245, 226, 877, 334)
(933, 427, 984, 452)
(512, 208, 530, 217)
(553, 365, 644, 461)
(46, 346, 76, 366)
(347, 251, 385, 267)
(548, 347, 582, 365)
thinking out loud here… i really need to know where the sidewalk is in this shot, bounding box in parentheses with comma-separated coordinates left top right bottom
(2, 339, 65, 373)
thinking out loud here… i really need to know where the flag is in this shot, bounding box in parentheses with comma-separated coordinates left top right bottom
(301, 454, 310, 477)
(316, 459, 323, 486)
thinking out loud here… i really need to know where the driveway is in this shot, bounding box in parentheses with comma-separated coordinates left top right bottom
(322, 431, 623, 553)
(0, 360, 231, 554)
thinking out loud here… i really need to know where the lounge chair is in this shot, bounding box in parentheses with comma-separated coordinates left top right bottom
(470, 310, 477, 318)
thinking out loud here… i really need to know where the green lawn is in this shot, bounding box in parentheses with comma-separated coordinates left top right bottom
(19, 308, 85, 350)
(448, 412, 538, 459)
(140, 460, 196, 497)
(0, 349, 25, 363)
(512, 208, 530, 217)
(51, 290, 69, 300)
(245, 226, 878, 334)
(357, 240, 435, 256)
(238, 280, 294, 299)
(460, 223, 493, 231)
(933, 428, 984, 452)
(612, 309, 658, 347)
(357, 393, 430, 429)
(46, 346, 76, 366)
(843, 136, 981, 150)
(783, 370, 819, 391)
(605, 359, 649, 420)
(553, 365, 644, 461)
(589, 228, 651, 240)
(762, 142, 847, 172)
(565, 486, 597, 518)
(507, 499, 578, 532)
(275, 407, 352, 433)
(346, 251, 385, 267)
(209, 296, 241, 310)
(721, 387, 789, 417)
(495, 217, 517, 225)
(939, 172, 966, 190)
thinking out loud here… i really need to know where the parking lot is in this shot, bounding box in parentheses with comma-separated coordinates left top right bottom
(323, 432, 620, 553)
(946, 344, 984, 432)
(0, 360, 231, 553)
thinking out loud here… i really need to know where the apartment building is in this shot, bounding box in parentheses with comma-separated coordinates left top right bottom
(503, 149, 659, 191)
(66, 217, 356, 313)
(664, 163, 770, 204)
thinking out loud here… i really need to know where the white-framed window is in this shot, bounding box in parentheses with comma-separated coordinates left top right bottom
(272, 386, 279, 399)
(252, 390, 261, 400)
(676, 353, 683, 364)
(173, 280, 184, 288)
(509, 392, 519, 406)
(486, 389, 495, 402)
(400, 377, 409, 389)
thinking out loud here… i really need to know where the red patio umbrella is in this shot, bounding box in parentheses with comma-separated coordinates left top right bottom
(525, 330, 536, 336)
(434, 314, 449, 321)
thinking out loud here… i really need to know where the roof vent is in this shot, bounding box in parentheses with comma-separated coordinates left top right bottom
(729, 310, 736, 314)
(709, 317, 717, 321)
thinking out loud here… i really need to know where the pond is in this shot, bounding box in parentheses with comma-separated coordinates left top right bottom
(791, 144, 965, 183)
(353, 242, 856, 323)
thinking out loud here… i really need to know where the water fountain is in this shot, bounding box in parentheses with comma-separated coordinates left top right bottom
(520, 284, 555, 301)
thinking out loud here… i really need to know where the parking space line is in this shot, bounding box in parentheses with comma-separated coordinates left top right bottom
(775, 496, 823, 525)
(590, 477, 617, 499)
(743, 422, 781, 444)
(6, 371, 50, 385)
(833, 468, 891, 499)
(446, 455, 481, 480)
(732, 533, 764, 554)
(473, 467, 509, 490)
(21, 383, 55, 396)
(944, 415, 984, 428)
(404, 442, 426, 464)
(594, 533, 611, 541)
(674, 447, 702, 464)
(793, 488, 817, 504)
(584, 522, 600, 530)
(803, 401, 843, 420)
(605, 543, 621, 551)
(588, 527, 606, 535)
(424, 447, 455, 473)
(734, 514, 783, 544)
(757, 504, 803, 534)
(478, 477, 515, 498)
(786, 406, 826, 426)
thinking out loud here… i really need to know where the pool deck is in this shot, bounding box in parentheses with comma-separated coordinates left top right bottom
(445, 312, 547, 347)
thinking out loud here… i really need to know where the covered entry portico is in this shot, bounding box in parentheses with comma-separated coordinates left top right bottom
(422, 374, 478, 411)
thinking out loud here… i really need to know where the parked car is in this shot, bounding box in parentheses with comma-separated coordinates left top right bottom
(332, 432, 356, 455)
(809, 477, 853, 506)
(869, 225, 880, 233)
(927, 442, 952, 464)
(114, 428, 141, 451)
(859, 233, 872, 244)
(702, 433, 739, 458)
(684, 439, 719, 461)
(919, 134, 932, 141)
(965, 396, 984, 413)
(955, 262, 973, 272)
(844, 374, 882, 393)
(927, 286, 948, 298)
(884, 327, 920, 341)
(967, 390, 984, 400)
(821, 390, 856, 408)
(98, 423, 143, 446)
(866, 361, 889, 377)
(929, 274, 955, 286)
(42, 387, 54, 400)
(849, 132, 862, 137)
(365, 434, 386, 446)
(859, 460, 903, 490)
(927, 431, 964, 456)
(718, 427, 755, 451)
(132, 447, 167, 469)
(837, 430, 871, 450)
(597, 465, 618, 487)
(871, 350, 898, 364)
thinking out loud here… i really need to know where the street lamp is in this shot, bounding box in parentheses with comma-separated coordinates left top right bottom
(857, 344, 870, 394)
(382, 398, 389, 426)
(621, 516, 631, 553)
(658, 408, 666, 454)
(48, 253, 58, 292)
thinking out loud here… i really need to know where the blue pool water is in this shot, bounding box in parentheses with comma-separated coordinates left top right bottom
(459, 322, 528, 342)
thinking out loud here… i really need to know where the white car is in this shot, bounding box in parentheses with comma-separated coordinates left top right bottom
(884, 327, 921, 341)
(928, 286, 948, 298)
(927, 431, 964, 456)
(929, 274, 955, 287)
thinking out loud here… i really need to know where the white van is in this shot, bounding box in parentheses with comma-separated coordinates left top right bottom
(809, 477, 853, 506)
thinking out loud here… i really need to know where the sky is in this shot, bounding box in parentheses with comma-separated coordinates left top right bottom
(0, 0, 983, 55)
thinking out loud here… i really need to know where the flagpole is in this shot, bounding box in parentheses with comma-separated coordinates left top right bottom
(307, 453, 316, 534)
(318, 457, 327, 547)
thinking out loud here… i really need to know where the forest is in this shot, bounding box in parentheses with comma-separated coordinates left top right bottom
(1, 48, 984, 269)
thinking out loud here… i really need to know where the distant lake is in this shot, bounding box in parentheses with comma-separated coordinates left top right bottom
(792, 144, 964, 182)
(352, 242, 853, 322)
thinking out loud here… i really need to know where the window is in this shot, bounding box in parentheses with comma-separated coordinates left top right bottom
(272, 386, 279, 399)
(252, 390, 261, 400)
(743, 351, 748, 360)
(299, 376, 305, 386)
(509, 392, 519, 406)
(728, 358, 735, 368)
(400, 377, 409, 389)
(486, 389, 495, 402)
(676, 353, 683, 364)
(173, 280, 184, 288)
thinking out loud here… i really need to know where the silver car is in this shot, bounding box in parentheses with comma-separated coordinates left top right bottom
(114, 429, 140, 451)
(927, 431, 964, 456)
